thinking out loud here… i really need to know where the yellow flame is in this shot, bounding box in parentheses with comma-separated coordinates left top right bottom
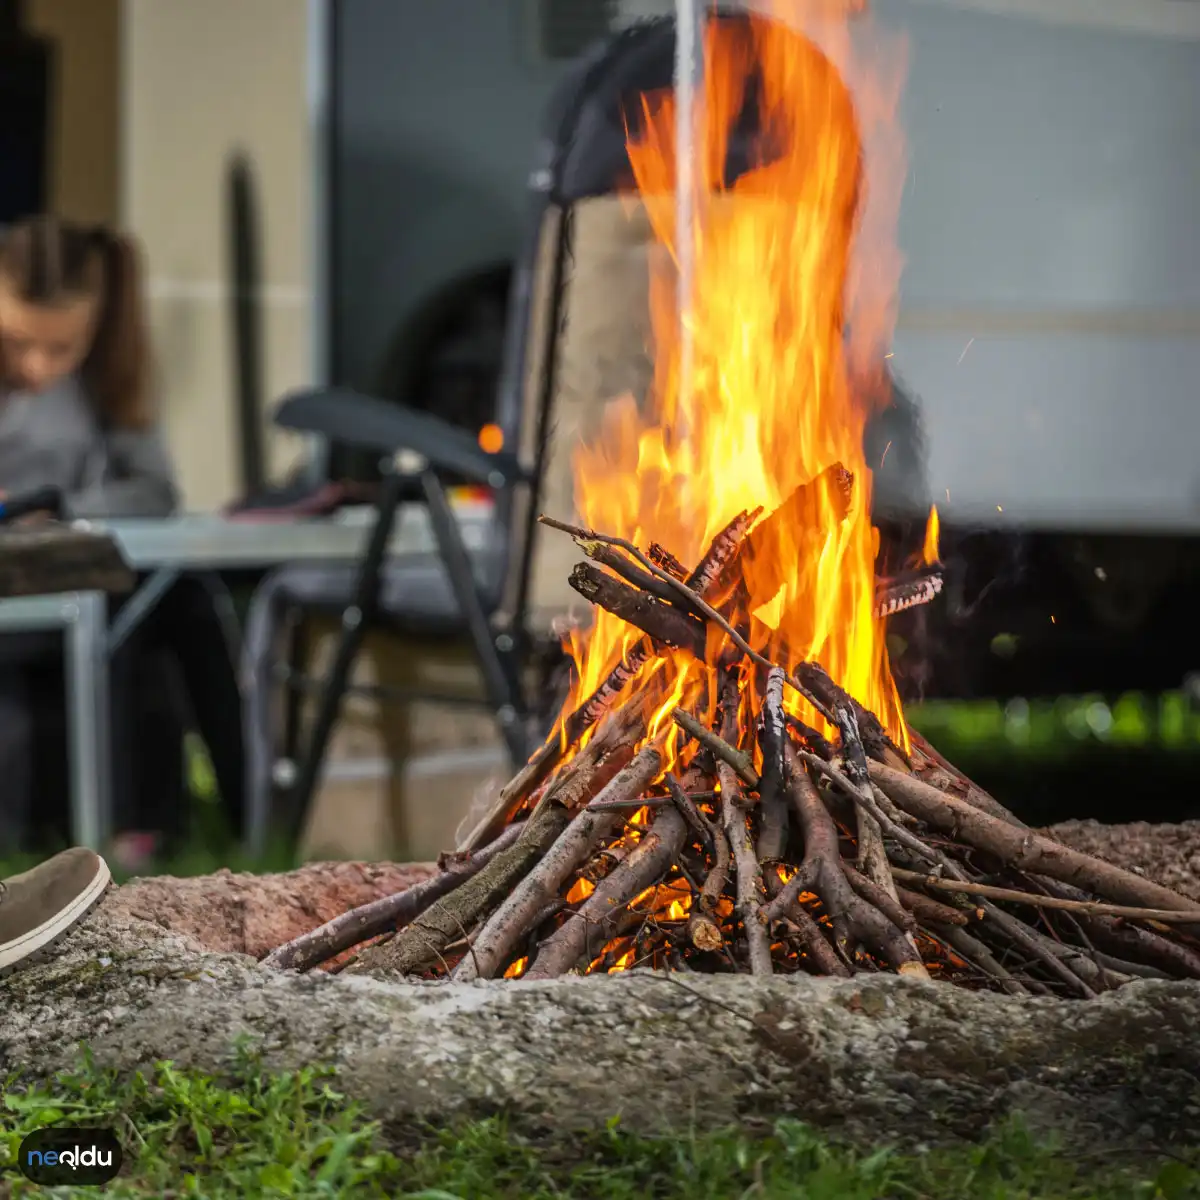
(922, 503, 940, 565)
(560, 7, 910, 763)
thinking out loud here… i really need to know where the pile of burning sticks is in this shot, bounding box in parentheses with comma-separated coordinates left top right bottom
(266, 470, 1200, 994)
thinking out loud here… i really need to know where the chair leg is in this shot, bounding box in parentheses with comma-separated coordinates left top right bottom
(282, 614, 309, 765)
(283, 469, 406, 849)
(420, 471, 531, 768)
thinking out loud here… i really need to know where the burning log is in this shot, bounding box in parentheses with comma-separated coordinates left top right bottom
(295, 511, 1200, 996)
(453, 744, 663, 981)
(524, 804, 687, 979)
(569, 562, 706, 654)
(874, 566, 943, 618)
(458, 512, 758, 854)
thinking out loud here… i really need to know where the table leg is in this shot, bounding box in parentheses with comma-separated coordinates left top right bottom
(64, 592, 112, 851)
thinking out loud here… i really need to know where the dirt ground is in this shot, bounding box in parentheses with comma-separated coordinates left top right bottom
(1047, 818, 1200, 901)
(98, 818, 1200, 961)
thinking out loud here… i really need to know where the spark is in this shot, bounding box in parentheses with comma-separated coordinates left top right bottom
(880, 440, 892, 469)
(957, 337, 975, 365)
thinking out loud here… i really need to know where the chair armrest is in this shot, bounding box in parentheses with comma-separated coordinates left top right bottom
(274, 387, 526, 488)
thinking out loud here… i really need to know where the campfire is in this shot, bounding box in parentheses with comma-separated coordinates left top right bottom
(267, 9, 1200, 993)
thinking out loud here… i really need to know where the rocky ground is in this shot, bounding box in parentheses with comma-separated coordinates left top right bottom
(2, 818, 1199, 1153)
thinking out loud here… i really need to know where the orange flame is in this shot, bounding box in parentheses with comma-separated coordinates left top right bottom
(922, 503, 940, 565)
(565, 6, 909, 760)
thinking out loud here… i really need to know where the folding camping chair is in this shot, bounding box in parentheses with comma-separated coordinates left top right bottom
(243, 16, 749, 855)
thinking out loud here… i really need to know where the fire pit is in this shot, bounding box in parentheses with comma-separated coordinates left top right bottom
(269, 9, 1200, 994)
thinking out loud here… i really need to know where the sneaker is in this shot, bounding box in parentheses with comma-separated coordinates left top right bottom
(0, 848, 112, 976)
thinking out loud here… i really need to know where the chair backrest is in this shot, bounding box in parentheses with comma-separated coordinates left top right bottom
(491, 17, 683, 639)
(492, 9, 925, 641)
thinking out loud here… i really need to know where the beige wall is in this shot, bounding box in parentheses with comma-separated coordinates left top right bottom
(26, 0, 121, 224)
(121, 0, 313, 510)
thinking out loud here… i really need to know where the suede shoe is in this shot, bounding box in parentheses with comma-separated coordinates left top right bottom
(0, 848, 111, 976)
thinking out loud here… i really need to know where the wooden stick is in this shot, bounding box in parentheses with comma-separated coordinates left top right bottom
(536, 507, 759, 825)
(890, 868, 1200, 926)
(762, 863, 815, 924)
(782, 744, 927, 978)
(570, 563, 707, 654)
(755, 666, 788, 862)
(525, 804, 687, 979)
(457, 690, 642, 854)
(1075, 916, 1200, 981)
(842, 863, 916, 934)
(371, 800, 573, 978)
(581, 541, 693, 610)
(453, 745, 665, 982)
(779, 904, 850, 978)
(713, 465, 854, 606)
(895, 885, 968, 928)
(928, 923, 1030, 996)
(689, 508, 763, 595)
(718, 752, 773, 976)
(793, 660, 900, 761)
(870, 761, 1200, 926)
(705, 672, 772, 975)
(874, 566, 943, 618)
(261, 821, 525, 971)
(586, 794, 671, 813)
(664, 772, 715, 852)
(648, 541, 687, 579)
(672, 707, 759, 787)
(540, 514, 841, 719)
(783, 714, 836, 761)
(668, 773, 730, 953)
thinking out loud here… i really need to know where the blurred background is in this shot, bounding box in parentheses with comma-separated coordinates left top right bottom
(1, 0, 1197, 875)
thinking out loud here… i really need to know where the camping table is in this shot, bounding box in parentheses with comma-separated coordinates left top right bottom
(0, 502, 493, 851)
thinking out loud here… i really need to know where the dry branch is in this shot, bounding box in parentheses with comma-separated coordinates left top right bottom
(525, 805, 687, 979)
(367, 800, 572, 978)
(716, 681, 773, 977)
(263, 822, 525, 972)
(672, 707, 759, 787)
(870, 762, 1200, 926)
(455, 744, 664, 981)
(570, 563, 706, 653)
(783, 744, 926, 977)
(890, 868, 1200, 926)
(756, 667, 788, 862)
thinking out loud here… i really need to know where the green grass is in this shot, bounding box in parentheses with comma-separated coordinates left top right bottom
(1, 1044, 1198, 1198)
(907, 689, 1200, 765)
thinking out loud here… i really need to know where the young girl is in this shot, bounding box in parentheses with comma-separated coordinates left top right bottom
(0, 215, 184, 858)
(0, 215, 177, 516)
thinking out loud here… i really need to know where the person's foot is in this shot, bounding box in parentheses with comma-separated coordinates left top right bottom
(0, 848, 111, 976)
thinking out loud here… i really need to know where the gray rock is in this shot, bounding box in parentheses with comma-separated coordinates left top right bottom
(2, 902, 1199, 1152)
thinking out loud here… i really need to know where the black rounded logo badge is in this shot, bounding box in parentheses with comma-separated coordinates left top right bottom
(17, 1127, 123, 1186)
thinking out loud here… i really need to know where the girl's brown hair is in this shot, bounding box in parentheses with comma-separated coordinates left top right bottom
(0, 215, 153, 429)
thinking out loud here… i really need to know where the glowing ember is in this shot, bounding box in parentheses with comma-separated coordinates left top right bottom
(562, 5, 911, 766)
